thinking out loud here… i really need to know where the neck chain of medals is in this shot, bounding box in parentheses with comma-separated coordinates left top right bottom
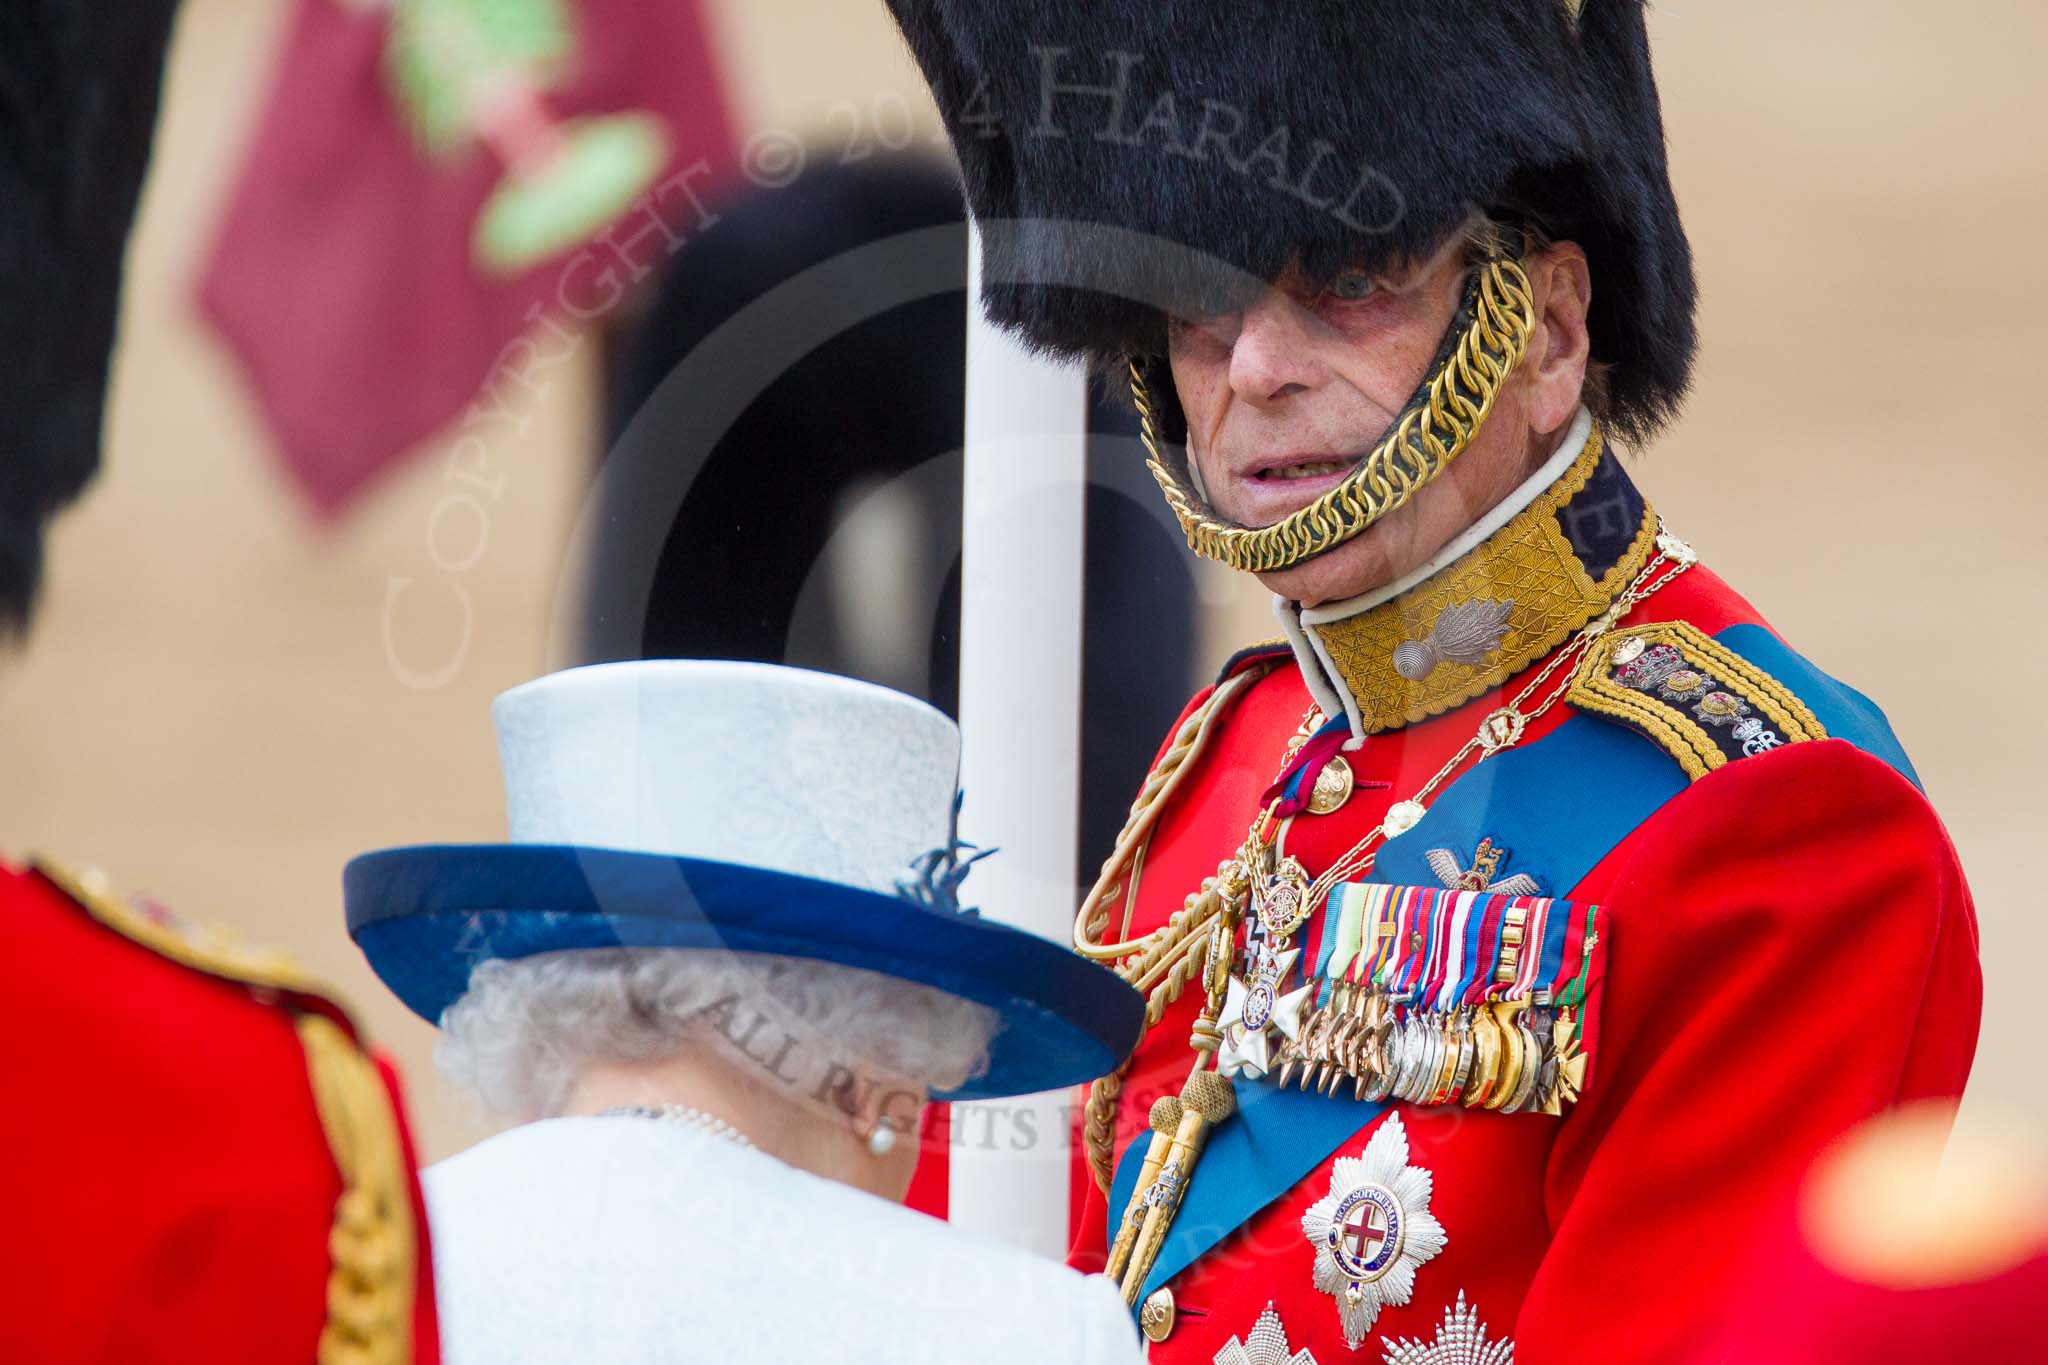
(1204, 523, 1696, 1066)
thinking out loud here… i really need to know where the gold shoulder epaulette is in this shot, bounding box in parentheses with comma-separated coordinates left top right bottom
(34, 860, 420, 1365)
(1567, 621, 1827, 781)
(36, 858, 326, 998)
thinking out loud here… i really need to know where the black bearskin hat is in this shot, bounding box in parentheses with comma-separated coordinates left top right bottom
(882, 0, 1695, 442)
(0, 0, 182, 630)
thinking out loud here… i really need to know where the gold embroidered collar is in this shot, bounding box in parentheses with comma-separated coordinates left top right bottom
(1276, 417, 1658, 736)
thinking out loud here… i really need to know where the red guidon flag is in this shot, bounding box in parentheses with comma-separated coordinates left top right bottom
(195, 0, 737, 515)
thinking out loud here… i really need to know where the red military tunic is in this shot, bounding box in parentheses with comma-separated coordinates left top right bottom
(1067, 433, 1980, 1363)
(0, 858, 440, 1364)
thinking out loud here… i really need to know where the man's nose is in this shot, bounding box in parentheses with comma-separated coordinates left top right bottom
(1228, 287, 1326, 404)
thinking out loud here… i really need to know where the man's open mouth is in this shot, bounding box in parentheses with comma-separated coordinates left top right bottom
(1224, 450, 1370, 530)
(1256, 457, 1358, 482)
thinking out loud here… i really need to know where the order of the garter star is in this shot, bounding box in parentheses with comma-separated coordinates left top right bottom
(1299, 1112, 1447, 1348)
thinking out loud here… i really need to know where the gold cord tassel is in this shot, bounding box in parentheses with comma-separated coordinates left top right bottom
(1103, 1095, 1184, 1283)
(1116, 1068, 1237, 1306)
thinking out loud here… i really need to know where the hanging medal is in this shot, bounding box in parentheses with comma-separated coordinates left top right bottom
(1217, 939, 1310, 1079)
(1219, 830, 1318, 1080)
(1255, 851, 1315, 939)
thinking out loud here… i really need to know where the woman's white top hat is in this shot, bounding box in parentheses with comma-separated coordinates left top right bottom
(346, 659, 1142, 1100)
(496, 660, 965, 898)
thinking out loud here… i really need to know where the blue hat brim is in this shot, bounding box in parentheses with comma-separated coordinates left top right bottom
(345, 844, 1144, 1102)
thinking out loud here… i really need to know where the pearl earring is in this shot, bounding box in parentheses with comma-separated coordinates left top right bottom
(866, 1118, 899, 1158)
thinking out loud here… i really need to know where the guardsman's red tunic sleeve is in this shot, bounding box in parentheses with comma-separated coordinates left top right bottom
(0, 860, 440, 1364)
(1522, 739, 1981, 1363)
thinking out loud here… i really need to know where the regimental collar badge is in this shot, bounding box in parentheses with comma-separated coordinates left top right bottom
(1214, 1303, 1321, 1365)
(1392, 599, 1515, 682)
(1380, 1291, 1515, 1365)
(1280, 420, 1659, 736)
(1300, 1112, 1447, 1348)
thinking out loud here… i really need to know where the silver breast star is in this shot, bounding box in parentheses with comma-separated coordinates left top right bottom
(1300, 1112, 1448, 1348)
(1380, 1291, 1514, 1365)
(1215, 1303, 1320, 1365)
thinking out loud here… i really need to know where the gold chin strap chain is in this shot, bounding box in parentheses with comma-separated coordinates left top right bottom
(1134, 256, 1538, 574)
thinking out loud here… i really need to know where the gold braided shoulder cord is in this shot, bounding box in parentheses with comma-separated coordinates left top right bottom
(1071, 662, 1272, 968)
(1135, 257, 1538, 574)
(1071, 662, 1279, 1193)
(299, 1014, 419, 1365)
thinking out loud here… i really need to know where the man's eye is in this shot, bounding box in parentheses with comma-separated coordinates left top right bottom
(1172, 305, 1242, 339)
(1324, 270, 1379, 302)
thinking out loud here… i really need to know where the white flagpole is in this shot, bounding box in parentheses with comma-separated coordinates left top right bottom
(949, 219, 1089, 1259)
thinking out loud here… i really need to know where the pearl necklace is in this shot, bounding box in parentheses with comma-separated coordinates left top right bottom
(596, 1103, 757, 1151)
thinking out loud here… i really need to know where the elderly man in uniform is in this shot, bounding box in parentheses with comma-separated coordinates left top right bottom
(883, 2, 1981, 1362)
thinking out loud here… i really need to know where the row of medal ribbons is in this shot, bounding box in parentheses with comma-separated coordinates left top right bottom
(1278, 883, 1607, 1115)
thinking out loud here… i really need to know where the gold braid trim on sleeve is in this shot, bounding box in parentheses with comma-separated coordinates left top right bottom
(298, 1014, 418, 1365)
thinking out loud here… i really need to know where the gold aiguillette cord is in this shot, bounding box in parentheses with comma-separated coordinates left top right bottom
(1112, 986, 1239, 1305)
(1117, 1066, 1235, 1306)
(1103, 1094, 1181, 1283)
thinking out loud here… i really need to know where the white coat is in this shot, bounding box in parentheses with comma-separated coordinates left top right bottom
(424, 1115, 1143, 1364)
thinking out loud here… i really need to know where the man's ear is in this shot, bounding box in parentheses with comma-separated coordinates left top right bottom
(1522, 242, 1593, 437)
